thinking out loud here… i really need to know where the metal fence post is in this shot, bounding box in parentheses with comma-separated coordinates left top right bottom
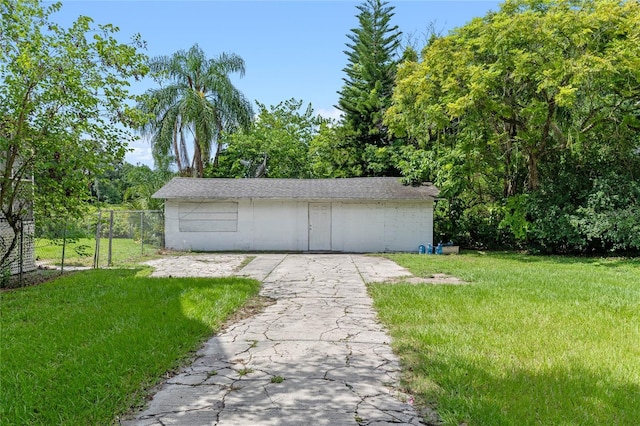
(31, 209, 163, 269)
(140, 211, 145, 255)
(19, 220, 23, 287)
(161, 212, 165, 250)
(61, 222, 67, 274)
(108, 210, 114, 267)
(93, 211, 102, 269)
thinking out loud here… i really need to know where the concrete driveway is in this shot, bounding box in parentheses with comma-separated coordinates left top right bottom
(123, 254, 424, 425)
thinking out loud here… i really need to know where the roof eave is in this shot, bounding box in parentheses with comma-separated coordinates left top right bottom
(156, 195, 438, 201)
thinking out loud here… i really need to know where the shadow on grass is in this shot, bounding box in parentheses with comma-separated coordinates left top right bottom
(1, 268, 260, 425)
(409, 350, 640, 425)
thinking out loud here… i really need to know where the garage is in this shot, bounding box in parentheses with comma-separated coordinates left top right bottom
(153, 177, 439, 253)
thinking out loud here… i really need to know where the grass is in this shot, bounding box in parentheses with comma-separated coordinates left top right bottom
(0, 269, 261, 425)
(35, 237, 161, 268)
(370, 252, 640, 426)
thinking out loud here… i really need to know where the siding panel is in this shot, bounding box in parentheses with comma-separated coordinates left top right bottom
(178, 202, 238, 232)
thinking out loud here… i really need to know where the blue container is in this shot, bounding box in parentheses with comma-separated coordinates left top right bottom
(436, 242, 443, 255)
(427, 243, 433, 254)
(418, 244, 426, 254)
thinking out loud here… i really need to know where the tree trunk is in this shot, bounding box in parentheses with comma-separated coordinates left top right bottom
(172, 123, 183, 174)
(212, 118, 223, 168)
(193, 138, 203, 178)
(526, 95, 555, 192)
(503, 121, 518, 197)
(527, 151, 540, 191)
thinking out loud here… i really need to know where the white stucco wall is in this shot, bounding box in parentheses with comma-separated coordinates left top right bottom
(164, 198, 433, 253)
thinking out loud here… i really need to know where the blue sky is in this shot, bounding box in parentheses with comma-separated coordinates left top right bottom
(53, 0, 500, 166)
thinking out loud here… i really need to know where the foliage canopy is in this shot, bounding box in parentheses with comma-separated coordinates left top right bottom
(211, 99, 323, 179)
(386, 0, 640, 253)
(0, 0, 149, 268)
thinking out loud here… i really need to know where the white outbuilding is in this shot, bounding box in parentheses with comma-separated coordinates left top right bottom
(153, 177, 439, 253)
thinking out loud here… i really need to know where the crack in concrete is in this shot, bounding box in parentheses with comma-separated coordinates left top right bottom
(263, 384, 281, 409)
(123, 254, 426, 425)
(137, 400, 223, 421)
(345, 343, 354, 366)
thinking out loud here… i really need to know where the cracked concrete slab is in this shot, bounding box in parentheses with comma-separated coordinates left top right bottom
(122, 254, 424, 425)
(143, 254, 248, 278)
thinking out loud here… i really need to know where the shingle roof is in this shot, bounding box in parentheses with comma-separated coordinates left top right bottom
(153, 177, 439, 201)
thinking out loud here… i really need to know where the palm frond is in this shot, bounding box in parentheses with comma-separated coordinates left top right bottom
(138, 43, 253, 177)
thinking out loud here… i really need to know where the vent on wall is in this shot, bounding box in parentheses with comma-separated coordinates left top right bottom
(178, 202, 238, 232)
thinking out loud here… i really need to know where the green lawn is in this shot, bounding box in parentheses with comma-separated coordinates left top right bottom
(371, 252, 640, 426)
(0, 269, 261, 424)
(35, 237, 159, 267)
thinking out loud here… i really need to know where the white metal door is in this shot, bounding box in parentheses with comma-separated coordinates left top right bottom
(308, 203, 332, 251)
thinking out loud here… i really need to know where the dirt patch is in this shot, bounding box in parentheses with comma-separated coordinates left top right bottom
(1, 268, 77, 291)
(236, 255, 256, 272)
(221, 295, 276, 331)
(385, 273, 467, 285)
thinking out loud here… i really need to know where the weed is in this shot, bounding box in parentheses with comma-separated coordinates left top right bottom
(237, 368, 253, 376)
(236, 255, 256, 271)
(270, 376, 285, 384)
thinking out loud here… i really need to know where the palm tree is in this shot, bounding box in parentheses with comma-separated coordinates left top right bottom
(123, 155, 175, 211)
(139, 44, 253, 177)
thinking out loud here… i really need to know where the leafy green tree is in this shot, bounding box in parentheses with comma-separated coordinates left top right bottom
(138, 44, 253, 178)
(309, 123, 364, 178)
(211, 99, 323, 178)
(90, 162, 136, 205)
(124, 162, 174, 211)
(0, 0, 149, 269)
(386, 0, 640, 252)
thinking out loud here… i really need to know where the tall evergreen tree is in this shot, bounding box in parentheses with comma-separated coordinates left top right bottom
(337, 0, 401, 150)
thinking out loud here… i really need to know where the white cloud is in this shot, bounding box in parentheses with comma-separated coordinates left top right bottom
(316, 107, 343, 122)
(125, 137, 154, 167)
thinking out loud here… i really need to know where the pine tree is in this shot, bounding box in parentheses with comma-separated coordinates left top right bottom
(337, 0, 401, 149)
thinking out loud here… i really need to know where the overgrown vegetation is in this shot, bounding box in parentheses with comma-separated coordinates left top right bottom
(0, 269, 261, 424)
(1, 0, 149, 270)
(4, 0, 637, 276)
(216, 0, 640, 256)
(385, 0, 640, 254)
(371, 253, 640, 425)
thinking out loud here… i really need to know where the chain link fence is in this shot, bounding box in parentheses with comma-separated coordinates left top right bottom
(34, 210, 164, 271)
(1, 219, 36, 283)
